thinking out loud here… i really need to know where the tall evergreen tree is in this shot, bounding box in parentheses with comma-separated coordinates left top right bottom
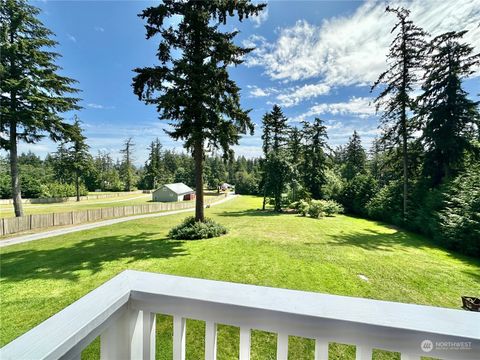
(288, 126, 303, 201)
(132, 0, 266, 222)
(64, 116, 91, 201)
(261, 105, 290, 210)
(371, 6, 427, 220)
(144, 138, 163, 189)
(0, 0, 80, 216)
(302, 118, 329, 199)
(343, 130, 367, 180)
(120, 137, 135, 191)
(417, 30, 480, 186)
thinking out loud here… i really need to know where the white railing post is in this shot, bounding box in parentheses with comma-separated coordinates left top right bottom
(355, 346, 372, 360)
(314, 339, 329, 360)
(239, 327, 251, 360)
(205, 321, 217, 360)
(173, 316, 186, 360)
(100, 309, 156, 360)
(276, 332, 288, 360)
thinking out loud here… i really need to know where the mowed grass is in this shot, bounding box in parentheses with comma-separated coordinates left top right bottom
(1, 196, 479, 359)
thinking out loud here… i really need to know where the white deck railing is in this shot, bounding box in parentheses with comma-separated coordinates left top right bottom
(1, 270, 479, 360)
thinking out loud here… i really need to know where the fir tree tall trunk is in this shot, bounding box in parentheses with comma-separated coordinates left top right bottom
(9, 121, 23, 217)
(194, 139, 205, 222)
(75, 172, 80, 202)
(402, 122, 408, 221)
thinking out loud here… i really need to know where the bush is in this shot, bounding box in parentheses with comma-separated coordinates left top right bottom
(307, 200, 324, 218)
(339, 174, 377, 216)
(297, 200, 310, 216)
(365, 180, 403, 225)
(169, 216, 228, 240)
(435, 165, 480, 256)
(40, 182, 88, 198)
(323, 200, 344, 216)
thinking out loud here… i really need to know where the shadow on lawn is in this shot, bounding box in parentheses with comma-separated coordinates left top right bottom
(317, 227, 480, 275)
(218, 208, 284, 217)
(0, 232, 185, 282)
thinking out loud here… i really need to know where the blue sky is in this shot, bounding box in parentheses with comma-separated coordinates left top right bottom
(14, 0, 480, 165)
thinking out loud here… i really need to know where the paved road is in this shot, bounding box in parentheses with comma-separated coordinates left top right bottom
(0, 195, 237, 248)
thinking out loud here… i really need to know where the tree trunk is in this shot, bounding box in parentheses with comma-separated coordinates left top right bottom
(401, 115, 408, 221)
(76, 172, 80, 202)
(9, 121, 23, 217)
(194, 140, 205, 222)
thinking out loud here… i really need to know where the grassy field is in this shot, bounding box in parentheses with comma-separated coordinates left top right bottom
(1, 196, 478, 359)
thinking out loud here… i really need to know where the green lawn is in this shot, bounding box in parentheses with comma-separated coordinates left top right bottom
(1, 196, 478, 359)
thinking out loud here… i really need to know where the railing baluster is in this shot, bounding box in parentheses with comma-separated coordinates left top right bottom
(205, 321, 217, 360)
(239, 327, 251, 360)
(173, 316, 186, 360)
(276, 332, 288, 360)
(401, 354, 418, 360)
(100, 309, 156, 360)
(314, 339, 328, 360)
(355, 346, 372, 360)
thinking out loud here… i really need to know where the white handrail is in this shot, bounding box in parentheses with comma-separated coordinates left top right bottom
(1, 270, 479, 360)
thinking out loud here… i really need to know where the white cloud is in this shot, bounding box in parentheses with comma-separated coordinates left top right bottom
(94, 26, 105, 32)
(67, 33, 77, 43)
(247, 85, 278, 98)
(250, 7, 269, 28)
(246, 0, 480, 85)
(276, 83, 330, 107)
(293, 97, 376, 122)
(86, 103, 115, 110)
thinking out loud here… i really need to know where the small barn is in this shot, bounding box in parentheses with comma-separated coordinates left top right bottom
(152, 183, 195, 202)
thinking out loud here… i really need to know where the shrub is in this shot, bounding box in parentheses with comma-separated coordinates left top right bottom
(307, 200, 324, 219)
(435, 165, 480, 256)
(169, 216, 228, 240)
(297, 200, 310, 216)
(40, 182, 88, 198)
(365, 180, 403, 225)
(340, 174, 377, 215)
(322, 200, 344, 216)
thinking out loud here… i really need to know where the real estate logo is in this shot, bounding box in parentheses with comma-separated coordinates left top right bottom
(421, 340, 433, 353)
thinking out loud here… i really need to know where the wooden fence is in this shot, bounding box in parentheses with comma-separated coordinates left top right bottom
(0, 195, 225, 237)
(0, 191, 144, 205)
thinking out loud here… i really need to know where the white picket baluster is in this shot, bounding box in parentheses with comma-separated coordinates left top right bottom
(173, 316, 186, 360)
(205, 321, 217, 360)
(276, 332, 288, 360)
(355, 346, 372, 360)
(100, 309, 156, 360)
(314, 339, 329, 360)
(239, 327, 251, 360)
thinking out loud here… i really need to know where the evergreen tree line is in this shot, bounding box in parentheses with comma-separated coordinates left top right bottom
(254, 7, 479, 256)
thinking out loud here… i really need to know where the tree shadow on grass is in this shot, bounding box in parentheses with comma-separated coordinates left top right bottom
(0, 232, 186, 283)
(314, 228, 480, 277)
(218, 209, 284, 217)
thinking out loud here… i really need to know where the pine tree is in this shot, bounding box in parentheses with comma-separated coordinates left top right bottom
(288, 126, 303, 201)
(343, 130, 367, 180)
(120, 138, 135, 191)
(65, 116, 91, 201)
(302, 118, 329, 199)
(371, 6, 427, 220)
(417, 30, 480, 186)
(132, 0, 266, 222)
(0, 0, 80, 216)
(144, 138, 163, 189)
(261, 105, 290, 210)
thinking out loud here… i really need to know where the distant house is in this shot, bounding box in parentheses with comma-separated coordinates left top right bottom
(152, 183, 195, 202)
(220, 182, 233, 191)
